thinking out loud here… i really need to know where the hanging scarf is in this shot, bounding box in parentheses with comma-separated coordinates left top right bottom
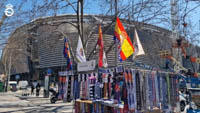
(151, 71, 156, 107)
(84, 74, 87, 99)
(121, 70, 128, 113)
(142, 71, 147, 111)
(126, 70, 134, 111)
(131, 69, 137, 112)
(108, 74, 112, 99)
(81, 103, 85, 113)
(73, 78, 76, 100)
(136, 71, 142, 110)
(162, 75, 168, 110)
(80, 74, 85, 99)
(155, 72, 160, 108)
(157, 72, 161, 109)
(157, 72, 161, 102)
(166, 74, 171, 105)
(159, 73, 164, 108)
(96, 103, 99, 113)
(148, 71, 153, 110)
(104, 74, 108, 99)
(124, 71, 130, 108)
(145, 71, 150, 110)
(129, 70, 135, 112)
(87, 74, 90, 99)
(171, 75, 177, 109)
(170, 75, 174, 105)
(101, 104, 104, 113)
(70, 76, 74, 100)
(63, 77, 68, 102)
(78, 74, 81, 99)
(75, 101, 80, 113)
(74, 78, 79, 100)
(140, 71, 145, 110)
(67, 76, 72, 102)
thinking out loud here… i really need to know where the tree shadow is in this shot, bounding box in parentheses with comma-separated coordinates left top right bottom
(0, 104, 73, 113)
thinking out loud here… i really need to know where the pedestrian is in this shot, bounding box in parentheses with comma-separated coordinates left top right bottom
(36, 83, 41, 97)
(31, 83, 35, 96)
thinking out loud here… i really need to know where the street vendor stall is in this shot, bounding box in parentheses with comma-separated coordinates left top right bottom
(73, 66, 180, 113)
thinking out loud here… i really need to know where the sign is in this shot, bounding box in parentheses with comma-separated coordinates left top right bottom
(115, 66, 124, 73)
(59, 71, 73, 76)
(99, 68, 114, 74)
(4, 4, 14, 17)
(47, 69, 52, 75)
(15, 75, 20, 80)
(44, 76, 49, 91)
(77, 60, 96, 72)
(134, 62, 154, 70)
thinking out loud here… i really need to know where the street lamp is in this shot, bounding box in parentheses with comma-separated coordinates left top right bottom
(5, 48, 23, 92)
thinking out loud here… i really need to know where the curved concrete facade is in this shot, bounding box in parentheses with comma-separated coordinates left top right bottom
(1, 14, 200, 80)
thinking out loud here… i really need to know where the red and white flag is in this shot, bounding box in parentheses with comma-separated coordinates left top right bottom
(98, 25, 108, 68)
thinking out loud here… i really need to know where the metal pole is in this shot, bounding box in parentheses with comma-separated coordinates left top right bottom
(115, 0, 118, 67)
(81, 0, 84, 44)
(77, 0, 81, 38)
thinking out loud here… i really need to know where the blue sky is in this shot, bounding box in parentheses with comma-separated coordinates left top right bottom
(2, 0, 200, 30)
(0, 0, 200, 59)
(1, 0, 200, 45)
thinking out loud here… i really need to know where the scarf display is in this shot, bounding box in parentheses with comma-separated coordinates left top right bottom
(70, 67, 180, 113)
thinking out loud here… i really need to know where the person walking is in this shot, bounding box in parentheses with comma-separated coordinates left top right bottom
(36, 83, 41, 97)
(31, 83, 35, 96)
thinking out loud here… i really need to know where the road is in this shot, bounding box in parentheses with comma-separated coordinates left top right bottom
(0, 90, 74, 113)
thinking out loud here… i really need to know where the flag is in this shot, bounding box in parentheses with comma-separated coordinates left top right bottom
(114, 17, 135, 61)
(98, 25, 108, 68)
(76, 36, 86, 62)
(132, 29, 145, 60)
(63, 38, 72, 70)
(113, 36, 123, 62)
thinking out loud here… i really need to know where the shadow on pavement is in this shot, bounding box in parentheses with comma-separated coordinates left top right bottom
(0, 104, 73, 113)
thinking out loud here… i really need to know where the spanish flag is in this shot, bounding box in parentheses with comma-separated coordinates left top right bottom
(114, 17, 135, 60)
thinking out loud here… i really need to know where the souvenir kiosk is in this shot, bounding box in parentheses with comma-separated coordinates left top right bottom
(74, 65, 180, 113)
(58, 70, 74, 102)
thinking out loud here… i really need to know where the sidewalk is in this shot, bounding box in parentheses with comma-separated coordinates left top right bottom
(0, 89, 74, 113)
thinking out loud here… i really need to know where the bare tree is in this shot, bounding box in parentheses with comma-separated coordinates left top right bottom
(1, 0, 200, 72)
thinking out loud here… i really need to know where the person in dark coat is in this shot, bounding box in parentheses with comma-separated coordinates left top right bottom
(36, 83, 41, 96)
(31, 83, 35, 95)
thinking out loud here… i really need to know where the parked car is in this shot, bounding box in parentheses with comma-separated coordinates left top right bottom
(17, 81, 28, 90)
(8, 81, 17, 92)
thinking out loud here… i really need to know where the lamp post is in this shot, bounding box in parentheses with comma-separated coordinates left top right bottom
(5, 48, 23, 91)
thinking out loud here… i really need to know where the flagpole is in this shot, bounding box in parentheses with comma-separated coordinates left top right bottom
(115, 0, 118, 67)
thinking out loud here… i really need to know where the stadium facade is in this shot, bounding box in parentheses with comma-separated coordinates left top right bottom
(1, 14, 199, 83)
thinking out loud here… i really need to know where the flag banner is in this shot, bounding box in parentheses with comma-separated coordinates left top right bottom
(114, 17, 135, 61)
(98, 25, 108, 67)
(76, 36, 87, 62)
(63, 38, 72, 70)
(132, 29, 145, 60)
(113, 36, 123, 62)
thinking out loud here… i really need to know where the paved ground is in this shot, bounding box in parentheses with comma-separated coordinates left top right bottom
(0, 89, 74, 113)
